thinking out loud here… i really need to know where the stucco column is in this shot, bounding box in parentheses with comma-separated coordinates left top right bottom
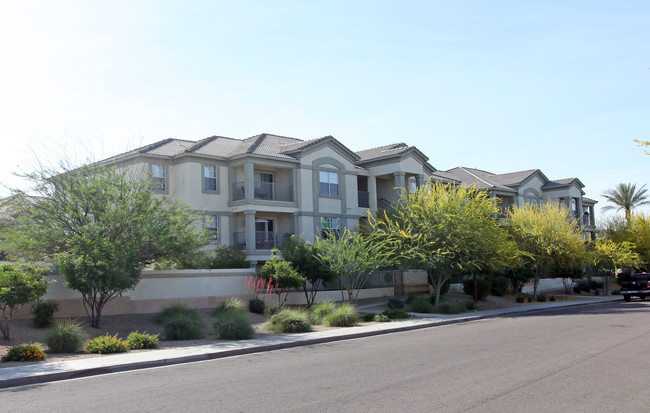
(394, 172, 406, 199)
(417, 174, 425, 188)
(244, 210, 256, 254)
(244, 161, 254, 203)
(577, 197, 584, 222)
(368, 175, 377, 212)
(292, 212, 299, 237)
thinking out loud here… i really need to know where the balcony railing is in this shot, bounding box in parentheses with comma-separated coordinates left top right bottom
(233, 232, 294, 251)
(231, 181, 294, 202)
(358, 191, 370, 208)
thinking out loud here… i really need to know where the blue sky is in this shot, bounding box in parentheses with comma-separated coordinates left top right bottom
(1, 1, 648, 218)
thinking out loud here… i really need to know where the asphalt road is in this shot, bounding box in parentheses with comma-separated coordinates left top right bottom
(3, 301, 650, 412)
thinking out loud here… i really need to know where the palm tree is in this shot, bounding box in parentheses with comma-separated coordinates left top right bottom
(601, 183, 650, 221)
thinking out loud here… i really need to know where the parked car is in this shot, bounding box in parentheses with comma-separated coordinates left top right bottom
(620, 273, 650, 302)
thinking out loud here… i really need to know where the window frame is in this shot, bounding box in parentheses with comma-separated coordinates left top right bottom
(204, 214, 219, 242)
(319, 171, 339, 196)
(151, 163, 167, 192)
(320, 216, 341, 238)
(202, 164, 219, 194)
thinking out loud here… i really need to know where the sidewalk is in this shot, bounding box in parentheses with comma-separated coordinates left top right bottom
(0, 296, 620, 389)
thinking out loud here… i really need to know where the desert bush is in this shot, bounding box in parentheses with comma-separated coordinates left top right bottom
(207, 245, 250, 269)
(214, 297, 245, 315)
(373, 314, 391, 322)
(406, 295, 418, 304)
(573, 285, 582, 294)
(265, 308, 312, 333)
(267, 305, 281, 316)
(156, 303, 200, 325)
(515, 296, 525, 303)
(550, 296, 556, 302)
(387, 297, 404, 309)
(464, 300, 478, 311)
(84, 334, 128, 354)
(408, 297, 435, 313)
(31, 300, 59, 328)
(527, 297, 533, 303)
(322, 303, 359, 327)
(362, 313, 376, 322)
(490, 276, 509, 297)
(1, 343, 46, 362)
(537, 294, 547, 302)
(310, 301, 336, 324)
(213, 312, 254, 340)
(162, 314, 203, 340)
(612, 289, 621, 295)
(463, 278, 492, 300)
(44, 319, 86, 353)
(126, 331, 159, 350)
(382, 308, 409, 320)
(248, 298, 266, 314)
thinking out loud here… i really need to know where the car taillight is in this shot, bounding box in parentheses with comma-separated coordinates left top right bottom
(647, 281, 650, 288)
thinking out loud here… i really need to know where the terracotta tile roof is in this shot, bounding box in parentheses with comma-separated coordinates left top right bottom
(355, 143, 411, 162)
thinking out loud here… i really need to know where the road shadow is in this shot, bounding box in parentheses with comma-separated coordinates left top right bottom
(500, 300, 649, 319)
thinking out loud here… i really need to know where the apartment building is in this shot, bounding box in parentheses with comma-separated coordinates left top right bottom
(430, 167, 597, 240)
(103, 133, 435, 262)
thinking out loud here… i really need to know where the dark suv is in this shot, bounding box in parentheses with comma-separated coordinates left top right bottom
(620, 273, 650, 302)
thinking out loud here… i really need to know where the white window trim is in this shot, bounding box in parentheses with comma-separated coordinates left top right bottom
(151, 163, 167, 193)
(319, 171, 339, 196)
(202, 164, 219, 194)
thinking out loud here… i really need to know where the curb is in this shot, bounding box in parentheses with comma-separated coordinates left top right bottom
(0, 296, 620, 389)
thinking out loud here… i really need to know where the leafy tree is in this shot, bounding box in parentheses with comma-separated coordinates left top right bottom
(1, 164, 207, 327)
(601, 183, 649, 221)
(591, 239, 639, 295)
(281, 235, 336, 308)
(372, 182, 519, 305)
(506, 203, 586, 299)
(258, 250, 306, 306)
(0, 263, 49, 340)
(314, 228, 393, 303)
(626, 213, 650, 270)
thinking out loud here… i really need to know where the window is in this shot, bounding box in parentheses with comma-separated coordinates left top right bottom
(151, 164, 166, 191)
(319, 171, 339, 196)
(408, 176, 417, 192)
(203, 165, 217, 192)
(320, 217, 340, 238)
(204, 215, 218, 241)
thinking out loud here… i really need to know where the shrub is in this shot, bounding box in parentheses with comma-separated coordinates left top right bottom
(464, 300, 477, 311)
(322, 304, 359, 327)
(408, 297, 435, 313)
(612, 289, 621, 295)
(387, 297, 404, 309)
(213, 312, 254, 340)
(406, 295, 418, 304)
(2, 343, 46, 362)
(156, 303, 200, 325)
(248, 298, 266, 314)
(490, 276, 509, 297)
(126, 331, 159, 350)
(84, 334, 128, 354)
(383, 308, 409, 320)
(433, 301, 468, 315)
(208, 245, 250, 269)
(267, 305, 281, 316)
(214, 297, 245, 315)
(573, 285, 582, 294)
(590, 280, 604, 290)
(265, 308, 312, 333)
(162, 314, 204, 340)
(463, 278, 492, 300)
(373, 314, 391, 322)
(362, 313, 376, 322)
(31, 300, 59, 328)
(527, 297, 533, 303)
(550, 296, 556, 302)
(44, 319, 86, 353)
(515, 296, 525, 303)
(537, 294, 547, 302)
(311, 301, 336, 324)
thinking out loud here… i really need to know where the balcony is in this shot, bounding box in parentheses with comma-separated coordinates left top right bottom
(233, 232, 293, 251)
(358, 191, 370, 208)
(231, 181, 294, 202)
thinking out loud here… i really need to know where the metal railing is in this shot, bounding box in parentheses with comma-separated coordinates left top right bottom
(232, 232, 293, 251)
(231, 181, 294, 202)
(358, 191, 370, 208)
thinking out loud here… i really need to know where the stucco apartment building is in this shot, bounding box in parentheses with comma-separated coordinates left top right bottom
(103, 133, 597, 262)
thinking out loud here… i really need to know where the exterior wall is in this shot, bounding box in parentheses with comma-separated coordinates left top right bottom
(273, 287, 394, 306)
(14, 269, 255, 319)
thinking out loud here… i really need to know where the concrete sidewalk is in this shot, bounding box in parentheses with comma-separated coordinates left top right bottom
(0, 296, 621, 389)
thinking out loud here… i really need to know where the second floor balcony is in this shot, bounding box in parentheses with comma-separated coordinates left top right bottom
(231, 181, 294, 202)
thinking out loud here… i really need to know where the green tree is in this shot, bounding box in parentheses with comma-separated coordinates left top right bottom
(506, 203, 586, 299)
(258, 250, 306, 306)
(591, 239, 639, 295)
(0, 263, 49, 340)
(314, 228, 393, 303)
(2, 164, 207, 327)
(372, 182, 519, 305)
(601, 183, 649, 221)
(280, 235, 336, 308)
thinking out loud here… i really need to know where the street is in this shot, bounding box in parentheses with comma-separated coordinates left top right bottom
(2, 301, 649, 412)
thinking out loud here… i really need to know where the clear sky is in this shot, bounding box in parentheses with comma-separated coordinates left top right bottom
(1, 1, 648, 218)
